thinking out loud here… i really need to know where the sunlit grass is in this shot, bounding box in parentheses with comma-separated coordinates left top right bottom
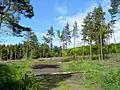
(60, 60, 120, 89)
(57, 81, 72, 90)
(1, 59, 34, 80)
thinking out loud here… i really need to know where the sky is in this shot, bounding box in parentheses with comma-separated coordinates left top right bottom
(1, 0, 120, 47)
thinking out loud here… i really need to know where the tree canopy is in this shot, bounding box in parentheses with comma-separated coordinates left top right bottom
(0, 0, 34, 36)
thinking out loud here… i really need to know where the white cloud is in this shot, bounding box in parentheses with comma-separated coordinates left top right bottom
(55, 4, 97, 47)
(110, 21, 120, 43)
(55, 3, 98, 30)
(55, 0, 120, 47)
(56, 6, 68, 15)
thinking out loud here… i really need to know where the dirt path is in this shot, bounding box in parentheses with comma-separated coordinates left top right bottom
(33, 62, 61, 74)
(33, 62, 84, 90)
(51, 74, 84, 90)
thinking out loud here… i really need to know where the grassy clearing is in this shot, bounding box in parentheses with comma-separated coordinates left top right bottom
(60, 60, 120, 90)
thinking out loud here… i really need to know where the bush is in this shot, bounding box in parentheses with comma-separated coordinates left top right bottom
(100, 69, 120, 90)
(0, 64, 17, 90)
(0, 63, 41, 90)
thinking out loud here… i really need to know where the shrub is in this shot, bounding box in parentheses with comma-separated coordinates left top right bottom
(100, 69, 120, 90)
(0, 63, 41, 90)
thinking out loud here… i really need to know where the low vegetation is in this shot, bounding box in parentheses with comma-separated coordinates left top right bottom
(57, 81, 72, 90)
(0, 59, 41, 90)
(60, 60, 120, 90)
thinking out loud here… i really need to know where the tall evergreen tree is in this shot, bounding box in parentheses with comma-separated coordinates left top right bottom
(82, 5, 111, 60)
(57, 30, 64, 57)
(24, 31, 39, 59)
(109, 0, 120, 56)
(62, 23, 71, 49)
(72, 21, 79, 48)
(42, 35, 50, 57)
(47, 26, 54, 49)
(81, 12, 93, 60)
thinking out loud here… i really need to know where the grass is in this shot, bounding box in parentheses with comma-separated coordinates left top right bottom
(57, 81, 72, 90)
(60, 60, 120, 89)
(4, 59, 34, 79)
(39, 59, 62, 63)
(0, 59, 42, 90)
(61, 60, 109, 72)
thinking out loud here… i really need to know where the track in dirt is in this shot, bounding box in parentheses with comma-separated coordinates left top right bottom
(32, 62, 84, 90)
(33, 63, 61, 74)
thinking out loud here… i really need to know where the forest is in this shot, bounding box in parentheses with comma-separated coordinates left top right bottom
(0, 0, 120, 90)
(1, 41, 120, 60)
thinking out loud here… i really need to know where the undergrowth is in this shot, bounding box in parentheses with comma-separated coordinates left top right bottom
(60, 60, 120, 89)
(0, 59, 41, 90)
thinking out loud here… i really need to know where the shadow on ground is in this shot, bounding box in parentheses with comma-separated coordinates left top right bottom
(32, 63, 73, 90)
(36, 74, 73, 90)
(33, 64, 59, 69)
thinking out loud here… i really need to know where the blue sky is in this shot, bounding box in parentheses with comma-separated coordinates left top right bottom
(1, 0, 120, 46)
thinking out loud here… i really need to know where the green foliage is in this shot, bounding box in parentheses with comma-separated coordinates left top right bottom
(100, 69, 120, 90)
(0, 64, 17, 90)
(72, 21, 79, 48)
(57, 81, 72, 90)
(43, 26, 55, 48)
(65, 43, 120, 60)
(81, 5, 111, 60)
(62, 23, 71, 49)
(24, 31, 40, 59)
(0, 0, 34, 36)
(62, 57, 73, 62)
(67, 46, 90, 56)
(0, 60, 41, 90)
(61, 60, 120, 89)
(109, 0, 120, 23)
(61, 60, 108, 72)
(0, 42, 120, 60)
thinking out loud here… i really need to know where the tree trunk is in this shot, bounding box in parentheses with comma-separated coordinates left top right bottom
(108, 37, 111, 59)
(60, 40, 62, 57)
(82, 41, 85, 60)
(0, 52, 1, 61)
(43, 46, 45, 58)
(10, 49, 13, 60)
(15, 47, 16, 60)
(26, 46, 28, 59)
(100, 27, 103, 60)
(30, 50, 33, 59)
(89, 31, 92, 60)
(89, 40, 92, 60)
(74, 38, 75, 49)
(113, 31, 117, 60)
(66, 41, 67, 49)
(7, 49, 9, 60)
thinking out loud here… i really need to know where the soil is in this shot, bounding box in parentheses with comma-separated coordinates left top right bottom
(33, 61, 102, 90)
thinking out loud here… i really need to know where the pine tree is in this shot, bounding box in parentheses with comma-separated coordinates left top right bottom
(23, 31, 39, 59)
(92, 5, 111, 60)
(72, 21, 79, 49)
(81, 12, 93, 60)
(57, 30, 64, 57)
(109, 0, 120, 59)
(109, 0, 120, 22)
(0, 0, 34, 36)
(81, 5, 111, 60)
(63, 23, 71, 49)
(47, 26, 54, 49)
